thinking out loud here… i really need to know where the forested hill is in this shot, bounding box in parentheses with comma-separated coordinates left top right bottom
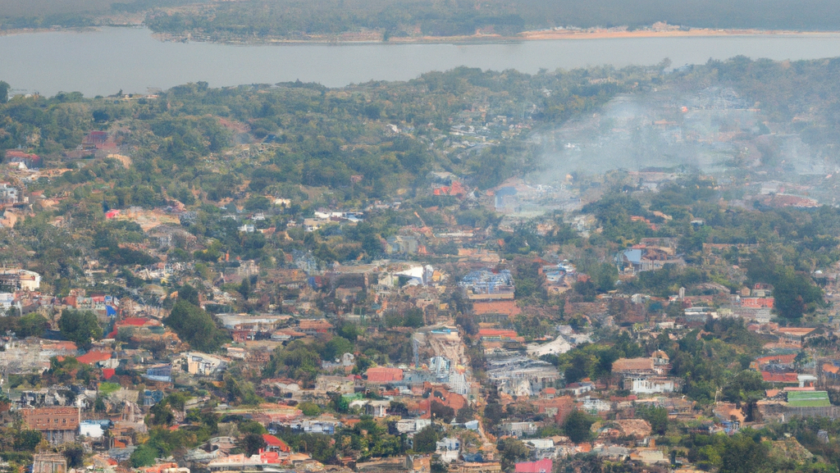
(144, 0, 840, 42)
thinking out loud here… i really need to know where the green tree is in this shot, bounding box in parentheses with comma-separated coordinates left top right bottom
(239, 433, 266, 456)
(178, 284, 200, 305)
(483, 403, 504, 429)
(591, 262, 619, 292)
(636, 405, 668, 435)
(321, 336, 353, 361)
(497, 437, 529, 471)
(456, 405, 474, 423)
(413, 425, 439, 453)
(0, 81, 9, 104)
(722, 370, 766, 403)
(17, 313, 48, 338)
(239, 420, 267, 434)
(563, 410, 595, 443)
(298, 402, 321, 416)
(719, 433, 768, 473)
(164, 300, 229, 352)
(94, 396, 107, 413)
(239, 278, 251, 300)
(63, 444, 84, 468)
(130, 444, 158, 467)
(430, 400, 455, 423)
(58, 310, 102, 349)
(264, 341, 322, 384)
(13, 430, 41, 451)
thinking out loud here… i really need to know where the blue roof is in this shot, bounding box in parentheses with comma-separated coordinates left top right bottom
(623, 249, 643, 264)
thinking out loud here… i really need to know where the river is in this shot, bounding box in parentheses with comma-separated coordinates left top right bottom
(3, 27, 840, 96)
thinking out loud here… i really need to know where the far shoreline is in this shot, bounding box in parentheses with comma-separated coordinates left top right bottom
(3, 24, 840, 45)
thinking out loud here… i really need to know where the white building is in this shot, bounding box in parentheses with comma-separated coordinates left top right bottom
(179, 352, 228, 376)
(79, 420, 106, 438)
(626, 377, 680, 394)
(436, 438, 461, 463)
(0, 269, 41, 291)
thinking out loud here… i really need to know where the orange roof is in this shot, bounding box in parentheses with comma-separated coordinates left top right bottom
(478, 329, 519, 338)
(473, 301, 522, 317)
(117, 317, 158, 327)
(777, 327, 816, 335)
(262, 434, 291, 452)
(366, 367, 403, 382)
(76, 351, 112, 365)
(762, 372, 798, 384)
(755, 354, 797, 365)
(611, 358, 654, 372)
(43, 341, 78, 351)
(823, 363, 840, 375)
(299, 319, 333, 330)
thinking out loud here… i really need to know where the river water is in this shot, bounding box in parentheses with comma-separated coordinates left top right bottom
(3, 27, 840, 96)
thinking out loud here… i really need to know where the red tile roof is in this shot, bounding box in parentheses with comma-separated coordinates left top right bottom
(262, 434, 291, 452)
(76, 351, 112, 365)
(762, 372, 798, 384)
(365, 367, 404, 383)
(102, 368, 116, 380)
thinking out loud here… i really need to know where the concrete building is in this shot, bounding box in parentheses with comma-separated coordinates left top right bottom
(32, 454, 66, 473)
(21, 406, 80, 444)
